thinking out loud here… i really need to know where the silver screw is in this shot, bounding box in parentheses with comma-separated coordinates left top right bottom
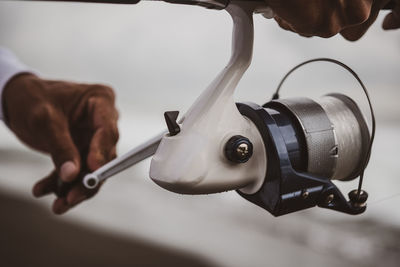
(236, 143, 250, 158)
(325, 194, 335, 204)
(302, 190, 309, 199)
(225, 135, 253, 163)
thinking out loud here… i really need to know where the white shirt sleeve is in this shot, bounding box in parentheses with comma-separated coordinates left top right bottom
(0, 47, 34, 121)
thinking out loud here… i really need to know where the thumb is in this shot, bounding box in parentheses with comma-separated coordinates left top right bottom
(47, 121, 81, 183)
(383, 11, 400, 29)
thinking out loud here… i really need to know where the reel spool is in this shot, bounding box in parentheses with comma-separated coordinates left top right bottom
(237, 98, 370, 215)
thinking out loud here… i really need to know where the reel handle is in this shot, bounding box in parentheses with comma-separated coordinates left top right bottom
(82, 131, 165, 189)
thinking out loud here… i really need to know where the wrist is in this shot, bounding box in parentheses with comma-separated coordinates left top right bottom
(2, 73, 38, 127)
(0, 48, 36, 121)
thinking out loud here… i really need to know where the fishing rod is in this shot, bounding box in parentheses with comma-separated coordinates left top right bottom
(34, 0, 230, 10)
(32, 0, 397, 10)
(25, 0, 383, 216)
(18, 0, 225, 10)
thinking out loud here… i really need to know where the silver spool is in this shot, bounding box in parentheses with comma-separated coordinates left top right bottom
(319, 93, 370, 181)
(274, 94, 369, 181)
(273, 98, 337, 178)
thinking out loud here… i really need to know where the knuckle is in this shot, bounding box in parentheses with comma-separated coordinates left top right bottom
(304, 16, 341, 38)
(110, 124, 120, 143)
(341, 31, 363, 42)
(349, 2, 371, 25)
(289, 18, 336, 38)
(29, 103, 54, 128)
(312, 13, 341, 37)
(318, 25, 340, 38)
(114, 108, 120, 121)
(89, 84, 116, 101)
(299, 3, 371, 38)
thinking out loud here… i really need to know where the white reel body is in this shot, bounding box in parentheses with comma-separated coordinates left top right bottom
(150, 3, 267, 195)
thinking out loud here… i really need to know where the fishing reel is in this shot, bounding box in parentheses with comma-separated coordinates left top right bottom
(236, 92, 371, 216)
(80, 0, 375, 216)
(150, 65, 374, 216)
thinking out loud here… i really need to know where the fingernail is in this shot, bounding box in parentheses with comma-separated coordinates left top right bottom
(60, 161, 77, 182)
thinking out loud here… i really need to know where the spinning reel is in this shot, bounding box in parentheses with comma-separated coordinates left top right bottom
(69, 0, 375, 216)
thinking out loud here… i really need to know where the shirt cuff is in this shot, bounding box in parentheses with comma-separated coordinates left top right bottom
(0, 47, 35, 121)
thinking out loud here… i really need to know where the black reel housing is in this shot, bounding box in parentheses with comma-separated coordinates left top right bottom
(236, 99, 369, 216)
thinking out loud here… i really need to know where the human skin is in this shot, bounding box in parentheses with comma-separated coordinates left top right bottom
(267, 0, 400, 40)
(3, 73, 119, 214)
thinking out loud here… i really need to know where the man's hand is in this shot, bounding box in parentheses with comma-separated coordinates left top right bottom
(3, 74, 119, 214)
(269, 0, 399, 40)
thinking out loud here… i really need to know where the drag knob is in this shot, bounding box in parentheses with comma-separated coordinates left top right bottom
(348, 189, 368, 208)
(224, 135, 253, 163)
(164, 111, 181, 136)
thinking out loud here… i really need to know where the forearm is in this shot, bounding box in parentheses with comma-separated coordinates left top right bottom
(0, 48, 35, 121)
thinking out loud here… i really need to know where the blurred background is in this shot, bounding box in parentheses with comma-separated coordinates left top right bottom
(0, 1, 399, 266)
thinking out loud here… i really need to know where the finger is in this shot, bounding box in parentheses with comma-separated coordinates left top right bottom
(32, 170, 57, 197)
(274, 16, 313, 37)
(383, 11, 400, 29)
(52, 198, 70, 215)
(87, 96, 119, 171)
(67, 186, 88, 206)
(109, 146, 117, 160)
(340, 16, 378, 40)
(382, 12, 400, 29)
(274, 16, 294, 32)
(59, 161, 79, 183)
(341, 0, 387, 41)
(89, 95, 119, 133)
(87, 128, 118, 171)
(46, 118, 81, 182)
(53, 182, 103, 215)
(26, 101, 82, 180)
(66, 181, 102, 206)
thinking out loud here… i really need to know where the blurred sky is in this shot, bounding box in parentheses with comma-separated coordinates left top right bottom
(0, 2, 400, 266)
